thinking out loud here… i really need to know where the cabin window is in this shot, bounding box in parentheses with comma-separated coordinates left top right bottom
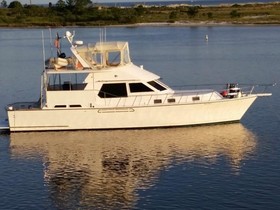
(62, 81, 72, 90)
(192, 96, 200, 101)
(98, 83, 128, 98)
(54, 105, 67, 108)
(69, 104, 82, 108)
(168, 98, 176, 103)
(129, 83, 153, 93)
(154, 99, 162, 104)
(148, 81, 166, 91)
(47, 73, 88, 91)
(107, 51, 121, 66)
(93, 53, 102, 66)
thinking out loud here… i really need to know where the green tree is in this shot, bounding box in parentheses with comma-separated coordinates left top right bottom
(207, 12, 213, 19)
(1, 0, 7, 8)
(65, 0, 91, 9)
(66, 0, 75, 8)
(169, 11, 177, 21)
(134, 5, 145, 16)
(8, 1, 22, 8)
(230, 10, 240, 18)
(8, 1, 23, 16)
(187, 6, 199, 18)
(74, 0, 91, 14)
(56, 0, 66, 9)
(75, 0, 91, 8)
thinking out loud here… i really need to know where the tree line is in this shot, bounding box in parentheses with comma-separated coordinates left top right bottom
(0, 0, 153, 26)
(1, 0, 277, 27)
(1, 0, 91, 8)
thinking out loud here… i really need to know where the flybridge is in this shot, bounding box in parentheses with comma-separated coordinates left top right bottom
(47, 31, 132, 71)
(73, 41, 131, 69)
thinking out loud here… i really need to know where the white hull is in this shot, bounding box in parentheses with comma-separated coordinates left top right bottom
(7, 95, 257, 132)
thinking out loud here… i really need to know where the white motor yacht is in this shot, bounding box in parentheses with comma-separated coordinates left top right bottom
(3, 31, 272, 132)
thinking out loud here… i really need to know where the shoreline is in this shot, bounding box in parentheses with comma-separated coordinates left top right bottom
(1, 21, 280, 29)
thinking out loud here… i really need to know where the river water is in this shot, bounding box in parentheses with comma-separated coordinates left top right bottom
(0, 26, 279, 209)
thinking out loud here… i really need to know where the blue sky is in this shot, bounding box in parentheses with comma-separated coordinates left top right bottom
(7, 0, 179, 5)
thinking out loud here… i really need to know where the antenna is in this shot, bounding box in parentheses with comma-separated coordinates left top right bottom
(99, 27, 107, 43)
(99, 28, 102, 43)
(54, 32, 62, 57)
(41, 31, 46, 70)
(99, 28, 107, 67)
(104, 27, 106, 42)
(49, 28, 53, 57)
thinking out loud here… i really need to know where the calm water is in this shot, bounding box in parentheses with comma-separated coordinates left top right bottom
(0, 26, 280, 209)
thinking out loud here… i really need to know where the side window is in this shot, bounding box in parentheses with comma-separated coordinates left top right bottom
(107, 51, 121, 66)
(148, 81, 166, 91)
(129, 83, 153, 93)
(98, 83, 127, 98)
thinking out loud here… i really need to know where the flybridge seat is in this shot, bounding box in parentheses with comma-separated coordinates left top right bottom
(46, 57, 74, 70)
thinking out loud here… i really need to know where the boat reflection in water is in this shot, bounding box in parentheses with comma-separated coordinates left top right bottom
(10, 123, 257, 209)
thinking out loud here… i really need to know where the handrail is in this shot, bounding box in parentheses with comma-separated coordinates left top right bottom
(241, 85, 268, 95)
(97, 89, 221, 108)
(6, 101, 41, 111)
(96, 83, 274, 108)
(9, 85, 273, 111)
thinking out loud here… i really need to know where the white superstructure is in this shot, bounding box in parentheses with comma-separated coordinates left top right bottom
(4, 31, 271, 132)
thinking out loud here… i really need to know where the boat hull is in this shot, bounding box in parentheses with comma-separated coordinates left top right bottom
(7, 95, 257, 132)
